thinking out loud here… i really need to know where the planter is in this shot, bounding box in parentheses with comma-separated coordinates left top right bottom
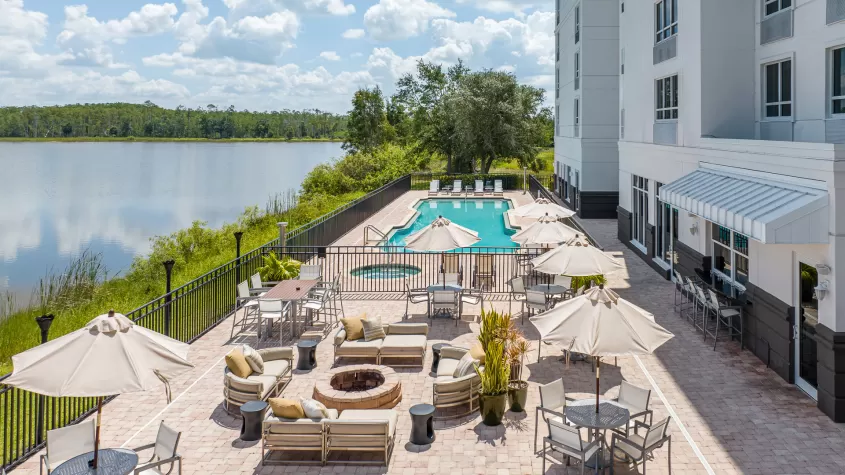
(508, 381, 528, 412)
(478, 393, 508, 426)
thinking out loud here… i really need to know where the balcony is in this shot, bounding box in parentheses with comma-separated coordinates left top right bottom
(761, 9, 793, 44)
(654, 122, 678, 145)
(653, 35, 677, 65)
(827, 0, 845, 25)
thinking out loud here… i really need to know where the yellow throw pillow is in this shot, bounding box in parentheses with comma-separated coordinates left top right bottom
(269, 398, 305, 419)
(225, 348, 252, 379)
(340, 315, 365, 341)
(470, 343, 486, 364)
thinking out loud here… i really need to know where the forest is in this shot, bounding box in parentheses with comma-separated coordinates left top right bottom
(0, 101, 348, 140)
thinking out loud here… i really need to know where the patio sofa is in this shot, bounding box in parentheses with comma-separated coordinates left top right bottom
(262, 408, 397, 466)
(223, 347, 294, 414)
(432, 346, 482, 419)
(333, 322, 428, 367)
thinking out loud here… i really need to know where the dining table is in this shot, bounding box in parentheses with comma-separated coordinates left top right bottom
(261, 279, 320, 339)
(52, 448, 139, 475)
(528, 283, 569, 300)
(565, 399, 630, 469)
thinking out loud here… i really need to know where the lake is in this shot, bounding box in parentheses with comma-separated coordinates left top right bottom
(0, 141, 343, 299)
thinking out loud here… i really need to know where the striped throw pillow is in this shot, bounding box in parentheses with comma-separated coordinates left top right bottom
(362, 316, 386, 341)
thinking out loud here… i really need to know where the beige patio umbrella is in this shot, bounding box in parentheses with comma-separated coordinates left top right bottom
(530, 236, 623, 276)
(511, 198, 576, 219)
(529, 285, 674, 412)
(4, 310, 193, 468)
(404, 216, 480, 252)
(511, 213, 581, 246)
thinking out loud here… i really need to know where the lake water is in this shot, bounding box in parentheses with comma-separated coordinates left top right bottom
(0, 141, 343, 299)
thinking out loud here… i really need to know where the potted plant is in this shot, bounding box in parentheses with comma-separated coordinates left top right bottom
(506, 337, 531, 412)
(257, 254, 301, 282)
(476, 309, 511, 426)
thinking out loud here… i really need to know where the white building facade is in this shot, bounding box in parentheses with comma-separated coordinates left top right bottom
(555, 0, 845, 422)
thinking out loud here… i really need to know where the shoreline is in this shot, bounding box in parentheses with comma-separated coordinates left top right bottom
(0, 137, 344, 143)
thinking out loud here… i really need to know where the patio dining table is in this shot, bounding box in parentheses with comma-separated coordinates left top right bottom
(52, 448, 138, 475)
(262, 279, 320, 339)
(565, 399, 630, 469)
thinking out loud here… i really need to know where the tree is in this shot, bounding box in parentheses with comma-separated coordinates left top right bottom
(451, 70, 546, 173)
(343, 87, 394, 153)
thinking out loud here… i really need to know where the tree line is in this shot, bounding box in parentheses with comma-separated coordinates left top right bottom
(0, 101, 348, 140)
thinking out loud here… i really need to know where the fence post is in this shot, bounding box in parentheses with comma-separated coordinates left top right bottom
(234, 231, 244, 284)
(34, 314, 54, 445)
(163, 260, 175, 337)
(278, 222, 288, 258)
(523, 167, 527, 194)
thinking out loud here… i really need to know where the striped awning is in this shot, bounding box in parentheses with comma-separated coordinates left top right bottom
(658, 166, 828, 244)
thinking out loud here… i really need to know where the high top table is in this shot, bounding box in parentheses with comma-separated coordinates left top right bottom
(262, 279, 320, 340)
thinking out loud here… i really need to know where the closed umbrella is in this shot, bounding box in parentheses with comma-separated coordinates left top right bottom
(511, 198, 576, 219)
(404, 216, 480, 252)
(511, 213, 581, 246)
(530, 285, 674, 412)
(530, 236, 623, 276)
(4, 310, 193, 468)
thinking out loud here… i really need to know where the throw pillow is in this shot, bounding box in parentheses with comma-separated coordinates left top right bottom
(300, 397, 329, 419)
(224, 349, 252, 379)
(269, 398, 305, 419)
(453, 352, 479, 378)
(361, 315, 386, 342)
(469, 343, 486, 364)
(241, 345, 264, 374)
(340, 315, 365, 341)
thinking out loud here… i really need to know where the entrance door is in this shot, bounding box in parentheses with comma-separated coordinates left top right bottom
(795, 261, 819, 398)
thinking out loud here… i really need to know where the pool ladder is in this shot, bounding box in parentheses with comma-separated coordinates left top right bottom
(364, 225, 387, 247)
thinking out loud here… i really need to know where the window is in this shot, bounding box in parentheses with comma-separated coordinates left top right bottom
(655, 183, 674, 265)
(832, 48, 845, 115)
(574, 52, 580, 90)
(632, 175, 649, 247)
(563, 165, 570, 201)
(620, 108, 625, 139)
(556, 0, 560, 25)
(764, 0, 791, 17)
(621, 48, 625, 74)
(556, 32, 560, 62)
(555, 69, 560, 99)
(764, 59, 792, 118)
(655, 0, 678, 44)
(621, 2, 624, 13)
(555, 104, 560, 136)
(711, 223, 749, 297)
(575, 5, 580, 44)
(574, 98, 580, 136)
(656, 75, 678, 120)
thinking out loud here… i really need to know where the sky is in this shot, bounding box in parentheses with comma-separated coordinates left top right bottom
(0, 0, 555, 114)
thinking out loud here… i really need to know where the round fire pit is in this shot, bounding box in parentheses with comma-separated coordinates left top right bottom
(313, 365, 402, 411)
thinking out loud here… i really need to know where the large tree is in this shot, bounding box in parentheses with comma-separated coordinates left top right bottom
(451, 70, 546, 173)
(343, 87, 394, 153)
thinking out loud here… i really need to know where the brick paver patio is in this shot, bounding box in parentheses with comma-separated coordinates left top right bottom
(10, 194, 845, 474)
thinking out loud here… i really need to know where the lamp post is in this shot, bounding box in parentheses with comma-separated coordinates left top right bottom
(34, 314, 54, 444)
(234, 231, 244, 284)
(163, 260, 175, 337)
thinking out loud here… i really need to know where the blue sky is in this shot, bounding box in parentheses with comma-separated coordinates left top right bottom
(0, 0, 554, 113)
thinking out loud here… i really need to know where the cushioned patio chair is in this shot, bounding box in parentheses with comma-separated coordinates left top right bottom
(324, 410, 398, 466)
(432, 346, 481, 419)
(262, 408, 338, 465)
(41, 419, 96, 475)
(223, 347, 293, 414)
(132, 421, 182, 475)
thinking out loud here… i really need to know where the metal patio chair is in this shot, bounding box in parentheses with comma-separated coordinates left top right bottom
(41, 419, 96, 475)
(508, 276, 528, 315)
(132, 421, 182, 475)
(472, 255, 496, 290)
(460, 287, 484, 316)
(258, 298, 291, 344)
(431, 290, 460, 322)
(441, 254, 463, 285)
(250, 273, 277, 295)
(524, 289, 550, 324)
(534, 378, 578, 451)
(611, 381, 653, 437)
(232, 280, 260, 338)
(298, 264, 322, 281)
(541, 419, 599, 475)
(705, 288, 744, 350)
(610, 417, 672, 475)
(404, 278, 430, 318)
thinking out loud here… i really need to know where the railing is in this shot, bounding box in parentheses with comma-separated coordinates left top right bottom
(363, 225, 386, 246)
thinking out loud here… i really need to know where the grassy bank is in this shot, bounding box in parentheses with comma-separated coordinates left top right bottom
(0, 137, 343, 143)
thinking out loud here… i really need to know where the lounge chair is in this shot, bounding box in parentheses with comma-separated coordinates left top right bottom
(472, 255, 496, 290)
(494, 179, 503, 196)
(451, 179, 462, 196)
(41, 419, 96, 475)
(262, 409, 338, 465)
(441, 254, 463, 285)
(474, 180, 484, 196)
(223, 347, 294, 414)
(428, 179, 439, 196)
(333, 322, 428, 367)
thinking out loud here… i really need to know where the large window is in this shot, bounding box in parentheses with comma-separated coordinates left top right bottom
(555, 104, 560, 136)
(621, 47, 625, 74)
(655, 183, 676, 265)
(556, 32, 560, 62)
(574, 52, 580, 90)
(831, 47, 845, 115)
(555, 69, 560, 99)
(656, 75, 678, 120)
(632, 175, 649, 247)
(574, 97, 580, 136)
(655, 0, 677, 44)
(574, 5, 580, 44)
(620, 108, 625, 139)
(764, 0, 791, 17)
(764, 59, 792, 118)
(711, 223, 749, 297)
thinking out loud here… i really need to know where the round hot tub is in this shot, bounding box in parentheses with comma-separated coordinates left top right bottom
(350, 264, 421, 279)
(313, 365, 402, 411)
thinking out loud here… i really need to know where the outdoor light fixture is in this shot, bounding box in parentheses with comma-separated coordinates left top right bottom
(816, 264, 831, 275)
(815, 280, 830, 300)
(689, 221, 699, 236)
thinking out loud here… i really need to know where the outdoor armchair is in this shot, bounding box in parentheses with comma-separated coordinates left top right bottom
(432, 346, 481, 419)
(132, 421, 182, 475)
(610, 417, 672, 475)
(541, 419, 600, 475)
(223, 347, 293, 413)
(534, 378, 578, 451)
(41, 419, 96, 475)
(611, 381, 653, 437)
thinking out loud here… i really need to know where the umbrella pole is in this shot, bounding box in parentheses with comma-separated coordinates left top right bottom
(595, 357, 600, 413)
(92, 396, 103, 468)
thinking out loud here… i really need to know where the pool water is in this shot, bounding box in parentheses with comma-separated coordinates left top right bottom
(387, 199, 517, 249)
(350, 264, 422, 279)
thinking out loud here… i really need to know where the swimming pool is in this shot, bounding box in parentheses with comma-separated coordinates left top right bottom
(387, 199, 518, 249)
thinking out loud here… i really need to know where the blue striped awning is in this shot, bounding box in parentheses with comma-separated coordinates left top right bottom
(658, 167, 828, 244)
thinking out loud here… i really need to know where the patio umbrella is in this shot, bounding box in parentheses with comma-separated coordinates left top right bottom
(511, 198, 576, 219)
(404, 216, 480, 252)
(529, 285, 674, 412)
(530, 236, 623, 276)
(511, 213, 581, 246)
(4, 310, 193, 468)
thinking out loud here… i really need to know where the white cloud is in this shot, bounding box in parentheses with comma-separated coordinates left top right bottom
(0, 0, 49, 43)
(457, 0, 543, 14)
(342, 28, 365, 39)
(223, 0, 353, 16)
(58, 46, 131, 69)
(320, 51, 340, 61)
(496, 64, 516, 73)
(364, 0, 455, 41)
(58, 3, 179, 45)
(303, 0, 354, 15)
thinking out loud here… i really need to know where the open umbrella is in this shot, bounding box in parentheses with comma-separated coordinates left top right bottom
(511, 198, 576, 219)
(511, 213, 581, 246)
(530, 236, 623, 276)
(404, 216, 480, 252)
(529, 285, 674, 412)
(4, 310, 193, 468)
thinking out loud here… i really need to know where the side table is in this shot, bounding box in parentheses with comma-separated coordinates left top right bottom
(297, 340, 318, 371)
(240, 400, 268, 442)
(431, 343, 450, 373)
(409, 403, 436, 445)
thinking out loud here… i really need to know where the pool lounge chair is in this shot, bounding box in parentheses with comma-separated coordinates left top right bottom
(474, 180, 484, 196)
(494, 180, 503, 196)
(428, 179, 439, 196)
(451, 180, 463, 196)
(472, 255, 496, 290)
(441, 254, 463, 285)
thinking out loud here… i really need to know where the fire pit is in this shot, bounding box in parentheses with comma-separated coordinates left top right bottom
(313, 365, 402, 411)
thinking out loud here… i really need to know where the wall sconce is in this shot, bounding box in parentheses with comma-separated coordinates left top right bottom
(689, 221, 699, 236)
(815, 280, 830, 300)
(816, 264, 831, 275)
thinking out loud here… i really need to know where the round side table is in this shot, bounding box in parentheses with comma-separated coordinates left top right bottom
(431, 343, 450, 373)
(409, 403, 436, 445)
(297, 340, 318, 371)
(240, 400, 268, 442)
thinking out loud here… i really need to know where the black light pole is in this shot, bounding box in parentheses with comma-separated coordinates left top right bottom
(163, 260, 175, 337)
(34, 314, 54, 444)
(234, 231, 244, 284)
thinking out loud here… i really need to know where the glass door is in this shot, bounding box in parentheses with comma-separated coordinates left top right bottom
(795, 261, 818, 398)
